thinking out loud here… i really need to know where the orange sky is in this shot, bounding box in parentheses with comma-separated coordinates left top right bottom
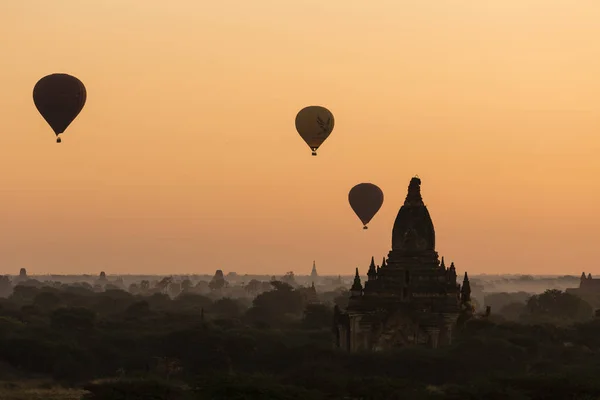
(0, 0, 599, 276)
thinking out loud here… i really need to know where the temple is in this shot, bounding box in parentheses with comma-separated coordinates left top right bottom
(566, 273, 600, 308)
(333, 177, 471, 351)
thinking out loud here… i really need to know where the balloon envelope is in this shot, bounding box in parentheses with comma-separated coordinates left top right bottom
(295, 106, 334, 155)
(348, 183, 384, 229)
(33, 73, 87, 137)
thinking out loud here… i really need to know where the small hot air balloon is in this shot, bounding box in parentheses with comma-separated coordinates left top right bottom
(33, 73, 87, 143)
(295, 106, 334, 156)
(349, 183, 384, 230)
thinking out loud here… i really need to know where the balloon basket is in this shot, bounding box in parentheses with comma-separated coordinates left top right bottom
(56, 137, 62, 143)
(363, 226, 368, 230)
(311, 151, 317, 156)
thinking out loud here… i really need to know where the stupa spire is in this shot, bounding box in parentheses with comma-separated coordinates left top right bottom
(350, 268, 363, 297)
(367, 257, 377, 281)
(404, 176, 424, 206)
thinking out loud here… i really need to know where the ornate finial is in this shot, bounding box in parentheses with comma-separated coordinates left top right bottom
(440, 257, 446, 268)
(404, 177, 424, 206)
(381, 257, 387, 268)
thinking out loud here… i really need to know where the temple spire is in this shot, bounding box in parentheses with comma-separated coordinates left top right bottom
(367, 257, 377, 281)
(350, 268, 363, 297)
(460, 272, 471, 303)
(447, 262, 457, 283)
(404, 177, 424, 206)
(311, 261, 318, 279)
(381, 257, 387, 268)
(440, 257, 446, 268)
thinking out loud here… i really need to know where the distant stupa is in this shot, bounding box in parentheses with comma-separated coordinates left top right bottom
(311, 261, 318, 280)
(209, 269, 227, 290)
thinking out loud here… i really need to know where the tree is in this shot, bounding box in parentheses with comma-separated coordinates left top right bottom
(245, 279, 262, 295)
(125, 300, 151, 318)
(498, 302, 527, 321)
(51, 307, 96, 332)
(303, 304, 333, 329)
(211, 298, 244, 319)
(247, 281, 305, 325)
(140, 280, 150, 292)
(168, 282, 181, 298)
(525, 289, 593, 324)
(129, 283, 140, 294)
(281, 271, 297, 287)
(181, 279, 193, 293)
(10, 285, 39, 304)
(33, 291, 62, 312)
(155, 277, 173, 294)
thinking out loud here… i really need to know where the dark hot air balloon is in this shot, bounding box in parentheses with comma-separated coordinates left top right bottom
(295, 106, 334, 156)
(33, 73, 87, 143)
(349, 183, 384, 230)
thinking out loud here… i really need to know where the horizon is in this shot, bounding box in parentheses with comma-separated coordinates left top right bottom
(2, 271, 587, 280)
(1, 1, 600, 275)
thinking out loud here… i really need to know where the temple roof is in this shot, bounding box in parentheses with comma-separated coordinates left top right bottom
(391, 177, 436, 253)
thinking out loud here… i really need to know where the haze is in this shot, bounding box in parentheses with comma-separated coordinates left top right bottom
(1, 1, 599, 275)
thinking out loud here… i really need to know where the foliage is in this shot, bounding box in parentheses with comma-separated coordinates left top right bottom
(525, 289, 593, 324)
(0, 284, 598, 399)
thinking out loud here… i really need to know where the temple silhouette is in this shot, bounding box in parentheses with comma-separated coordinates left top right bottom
(566, 273, 600, 309)
(333, 177, 471, 351)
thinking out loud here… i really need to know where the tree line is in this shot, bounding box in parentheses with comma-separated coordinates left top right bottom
(0, 281, 599, 399)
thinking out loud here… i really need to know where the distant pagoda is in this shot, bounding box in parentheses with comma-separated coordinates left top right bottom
(311, 261, 318, 281)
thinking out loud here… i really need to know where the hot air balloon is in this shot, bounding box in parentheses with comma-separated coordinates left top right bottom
(33, 73, 87, 143)
(295, 106, 334, 156)
(349, 183, 384, 230)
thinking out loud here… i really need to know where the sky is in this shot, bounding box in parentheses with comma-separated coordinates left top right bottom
(0, 0, 599, 276)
